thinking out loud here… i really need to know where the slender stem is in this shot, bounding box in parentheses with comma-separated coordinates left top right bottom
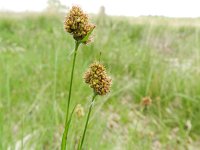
(79, 93, 97, 150)
(66, 41, 80, 131)
(61, 41, 80, 150)
(65, 105, 76, 139)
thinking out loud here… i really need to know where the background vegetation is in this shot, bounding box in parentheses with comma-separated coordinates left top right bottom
(0, 12, 200, 149)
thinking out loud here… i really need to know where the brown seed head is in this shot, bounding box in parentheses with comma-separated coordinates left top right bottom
(84, 61, 112, 96)
(141, 97, 152, 107)
(64, 5, 95, 42)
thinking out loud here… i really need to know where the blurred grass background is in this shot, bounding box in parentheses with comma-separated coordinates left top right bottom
(0, 12, 200, 149)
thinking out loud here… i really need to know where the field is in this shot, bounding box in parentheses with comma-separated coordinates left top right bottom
(0, 12, 200, 149)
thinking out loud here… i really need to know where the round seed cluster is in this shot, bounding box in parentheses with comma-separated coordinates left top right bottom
(84, 62, 112, 96)
(64, 6, 95, 41)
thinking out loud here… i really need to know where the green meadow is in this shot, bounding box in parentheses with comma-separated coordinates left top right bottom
(0, 12, 200, 149)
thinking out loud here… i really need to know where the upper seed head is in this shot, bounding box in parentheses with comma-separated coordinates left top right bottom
(64, 5, 95, 42)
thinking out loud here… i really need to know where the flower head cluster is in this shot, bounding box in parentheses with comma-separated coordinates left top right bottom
(84, 61, 112, 96)
(64, 6, 95, 42)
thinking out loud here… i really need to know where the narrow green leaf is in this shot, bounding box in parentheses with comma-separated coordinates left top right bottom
(80, 28, 94, 43)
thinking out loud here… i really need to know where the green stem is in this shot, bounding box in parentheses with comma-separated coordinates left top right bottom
(79, 93, 97, 150)
(61, 41, 80, 150)
(65, 105, 76, 139)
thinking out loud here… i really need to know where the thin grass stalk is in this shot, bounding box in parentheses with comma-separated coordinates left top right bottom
(64, 105, 76, 142)
(61, 41, 80, 150)
(79, 93, 97, 150)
